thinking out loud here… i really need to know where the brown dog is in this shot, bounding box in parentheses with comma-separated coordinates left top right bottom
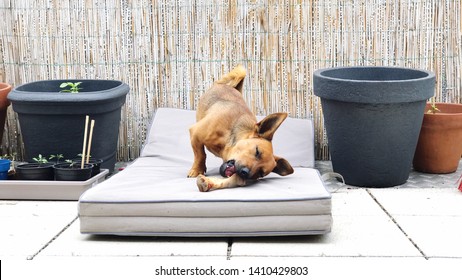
(188, 65, 294, 192)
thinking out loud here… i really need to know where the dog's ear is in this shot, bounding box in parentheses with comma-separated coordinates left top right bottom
(256, 113, 288, 141)
(272, 156, 294, 176)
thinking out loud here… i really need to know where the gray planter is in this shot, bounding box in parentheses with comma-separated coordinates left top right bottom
(314, 67, 435, 187)
(8, 79, 129, 173)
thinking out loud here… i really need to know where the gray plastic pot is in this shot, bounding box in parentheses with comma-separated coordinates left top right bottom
(8, 80, 129, 173)
(54, 163, 93, 181)
(314, 66, 435, 187)
(16, 163, 55, 180)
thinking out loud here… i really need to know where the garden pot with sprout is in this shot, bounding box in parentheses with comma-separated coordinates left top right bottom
(15, 154, 55, 180)
(8, 80, 129, 173)
(73, 158, 103, 177)
(54, 162, 94, 181)
(16, 163, 55, 180)
(314, 66, 435, 187)
(413, 103, 462, 174)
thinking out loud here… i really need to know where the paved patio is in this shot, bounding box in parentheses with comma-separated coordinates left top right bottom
(1, 161, 462, 278)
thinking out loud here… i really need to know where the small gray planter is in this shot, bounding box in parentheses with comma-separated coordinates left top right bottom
(314, 66, 435, 187)
(8, 79, 129, 173)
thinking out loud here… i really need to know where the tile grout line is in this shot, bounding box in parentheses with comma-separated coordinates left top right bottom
(27, 215, 78, 260)
(365, 189, 429, 260)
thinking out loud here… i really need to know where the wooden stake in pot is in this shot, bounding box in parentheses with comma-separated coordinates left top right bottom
(81, 116, 96, 168)
(86, 119, 95, 164)
(81, 116, 90, 169)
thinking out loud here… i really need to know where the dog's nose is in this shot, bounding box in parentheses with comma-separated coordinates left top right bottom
(238, 167, 250, 179)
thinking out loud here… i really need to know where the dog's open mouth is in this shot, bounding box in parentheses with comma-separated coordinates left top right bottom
(220, 160, 236, 177)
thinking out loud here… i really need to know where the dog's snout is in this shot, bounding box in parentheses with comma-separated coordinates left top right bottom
(238, 167, 250, 179)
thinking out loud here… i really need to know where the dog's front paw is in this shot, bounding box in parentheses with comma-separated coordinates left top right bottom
(187, 168, 205, 178)
(197, 175, 214, 192)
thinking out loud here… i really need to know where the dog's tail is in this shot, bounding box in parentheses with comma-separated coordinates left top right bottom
(215, 65, 246, 93)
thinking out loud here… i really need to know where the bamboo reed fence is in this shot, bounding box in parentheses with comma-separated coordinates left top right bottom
(0, 0, 461, 161)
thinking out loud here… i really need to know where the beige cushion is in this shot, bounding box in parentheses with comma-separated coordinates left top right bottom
(78, 108, 331, 236)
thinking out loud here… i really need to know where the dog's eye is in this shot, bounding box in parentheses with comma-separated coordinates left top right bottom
(255, 146, 262, 159)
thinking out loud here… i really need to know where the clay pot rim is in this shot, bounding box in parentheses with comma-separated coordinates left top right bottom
(425, 103, 462, 116)
(0, 83, 12, 92)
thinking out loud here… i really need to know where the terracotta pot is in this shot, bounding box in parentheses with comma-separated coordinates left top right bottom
(413, 103, 462, 173)
(0, 83, 12, 143)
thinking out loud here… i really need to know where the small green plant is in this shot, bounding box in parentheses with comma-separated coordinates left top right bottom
(60, 82, 82, 93)
(427, 98, 440, 114)
(65, 159, 77, 168)
(1, 153, 16, 161)
(77, 153, 92, 160)
(32, 154, 49, 165)
(49, 154, 64, 163)
(77, 153, 92, 158)
(427, 104, 440, 114)
(65, 159, 87, 169)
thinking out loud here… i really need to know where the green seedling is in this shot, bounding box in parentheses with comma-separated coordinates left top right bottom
(60, 82, 82, 93)
(32, 154, 49, 165)
(65, 159, 88, 169)
(1, 153, 16, 161)
(427, 98, 440, 114)
(427, 103, 440, 114)
(77, 153, 91, 158)
(65, 159, 76, 168)
(49, 154, 64, 163)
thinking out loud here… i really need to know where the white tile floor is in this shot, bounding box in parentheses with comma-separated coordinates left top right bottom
(2, 161, 462, 279)
(232, 189, 421, 258)
(2, 186, 460, 260)
(0, 201, 77, 259)
(39, 222, 229, 258)
(370, 188, 462, 258)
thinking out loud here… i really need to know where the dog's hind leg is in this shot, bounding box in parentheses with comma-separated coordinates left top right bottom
(196, 174, 246, 192)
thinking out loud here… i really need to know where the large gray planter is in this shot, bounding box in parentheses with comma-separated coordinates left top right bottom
(8, 79, 129, 173)
(314, 67, 435, 187)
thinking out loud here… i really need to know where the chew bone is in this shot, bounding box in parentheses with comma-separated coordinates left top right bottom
(196, 174, 246, 192)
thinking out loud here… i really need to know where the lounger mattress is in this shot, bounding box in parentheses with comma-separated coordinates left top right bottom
(78, 108, 332, 236)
